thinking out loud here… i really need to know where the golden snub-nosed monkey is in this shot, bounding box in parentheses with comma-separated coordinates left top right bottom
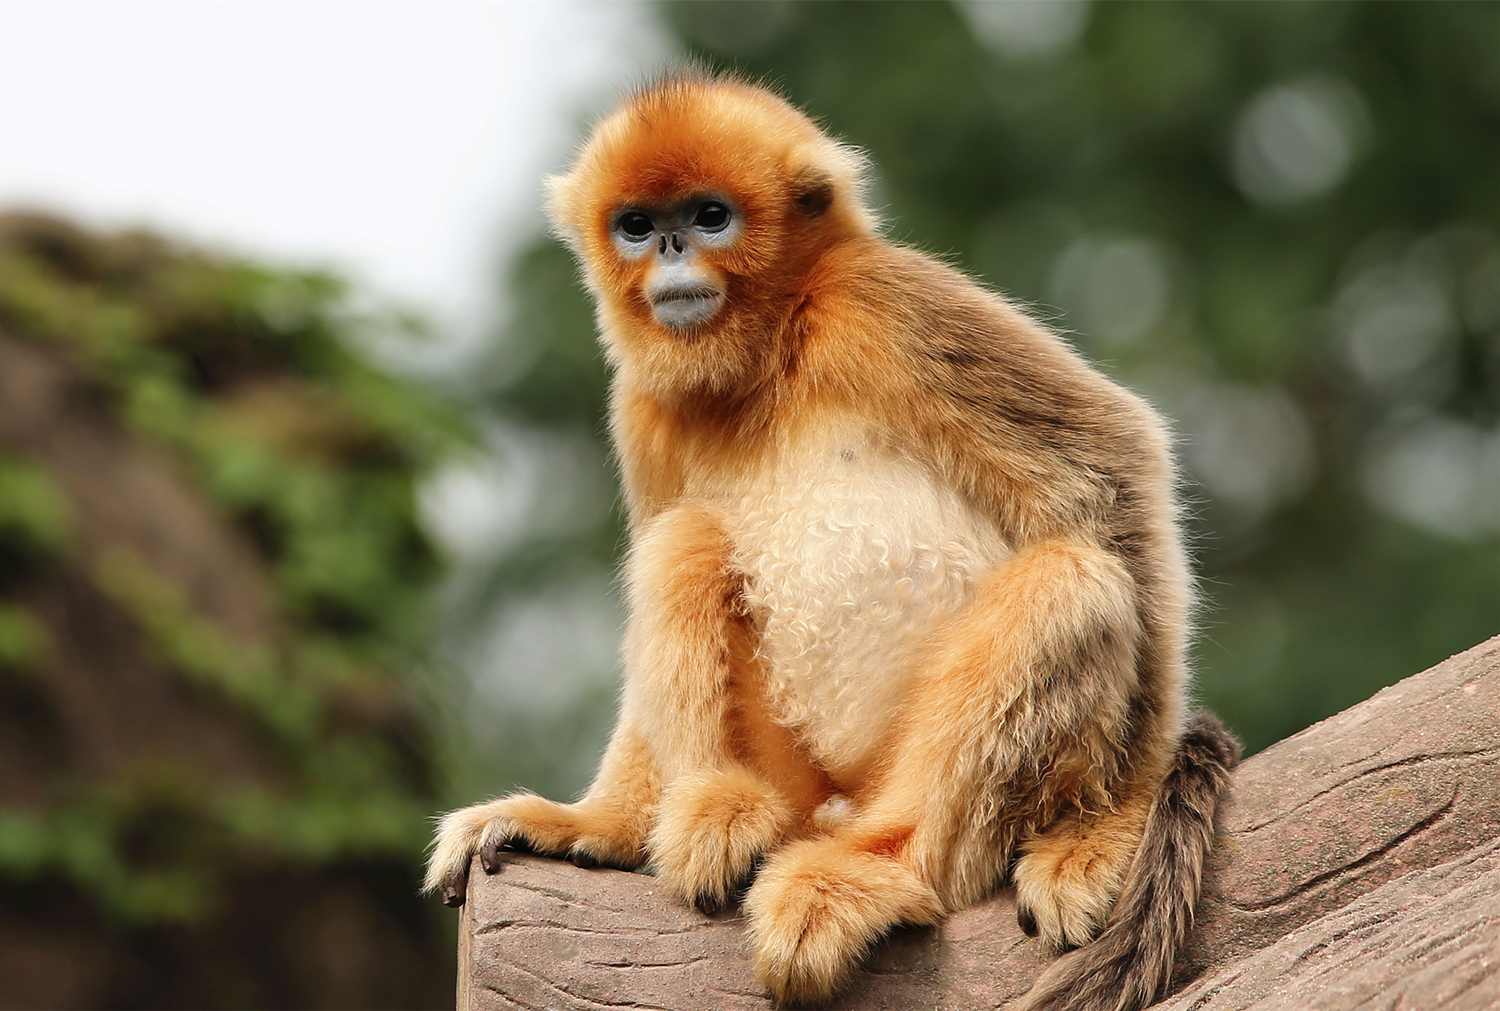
(427, 72, 1239, 1011)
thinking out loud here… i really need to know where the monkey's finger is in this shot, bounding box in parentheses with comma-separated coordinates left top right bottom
(440, 864, 469, 908)
(479, 837, 508, 874)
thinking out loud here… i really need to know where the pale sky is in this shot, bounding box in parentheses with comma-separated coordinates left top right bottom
(0, 1, 667, 341)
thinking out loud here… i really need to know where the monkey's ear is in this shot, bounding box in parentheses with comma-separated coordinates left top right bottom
(543, 172, 585, 252)
(791, 169, 835, 218)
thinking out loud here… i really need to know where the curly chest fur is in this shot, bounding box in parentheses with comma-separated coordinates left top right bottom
(727, 430, 1011, 775)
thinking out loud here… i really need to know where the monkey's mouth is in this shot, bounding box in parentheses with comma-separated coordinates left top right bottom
(648, 285, 724, 330)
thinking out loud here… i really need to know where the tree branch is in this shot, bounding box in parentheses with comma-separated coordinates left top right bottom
(458, 635, 1500, 1010)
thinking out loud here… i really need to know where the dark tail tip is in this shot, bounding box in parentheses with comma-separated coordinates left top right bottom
(1013, 712, 1240, 1011)
(1180, 711, 1242, 775)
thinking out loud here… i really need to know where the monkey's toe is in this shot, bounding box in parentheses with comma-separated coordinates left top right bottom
(569, 846, 601, 869)
(694, 892, 728, 916)
(741, 852, 766, 890)
(693, 855, 764, 915)
(1017, 905, 1038, 937)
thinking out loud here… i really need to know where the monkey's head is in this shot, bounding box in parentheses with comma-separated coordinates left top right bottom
(546, 73, 874, 397)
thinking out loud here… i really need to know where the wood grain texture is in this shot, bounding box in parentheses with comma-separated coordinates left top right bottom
(458, 635, 1500, 1010)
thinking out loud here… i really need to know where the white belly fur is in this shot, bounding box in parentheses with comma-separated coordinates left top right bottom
(727, 427, 1010, 777)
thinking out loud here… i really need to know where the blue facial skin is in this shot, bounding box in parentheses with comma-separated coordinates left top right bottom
(611, 197, 741, 330)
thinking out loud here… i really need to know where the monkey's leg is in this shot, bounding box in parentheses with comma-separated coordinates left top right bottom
(424, 717, 660, 906)
(746, 538, 1152, 1005)
(627, 505, 803, 911)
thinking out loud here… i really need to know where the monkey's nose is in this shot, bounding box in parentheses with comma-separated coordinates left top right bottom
(659, 232, 685, 258)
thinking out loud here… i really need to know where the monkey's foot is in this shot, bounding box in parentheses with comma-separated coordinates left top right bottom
(425, 793, 646, 907)
(1012, 807, 1143, 949)
(649, 767, 796, 913)
(744, 837, 942, 1007)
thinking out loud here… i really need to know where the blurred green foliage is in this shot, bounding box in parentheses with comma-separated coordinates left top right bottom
(439, 236, 625, 803)
(466, 0, 1500, 785)
(0, 213, 458, 1008)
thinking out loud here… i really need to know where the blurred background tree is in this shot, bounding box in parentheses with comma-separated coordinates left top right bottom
(0, 213, 459, 1008)
(458, 0, 1500, 809)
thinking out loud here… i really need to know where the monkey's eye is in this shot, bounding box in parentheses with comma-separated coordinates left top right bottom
(617, 211, 654, 240)
(693, 202, 731, 231)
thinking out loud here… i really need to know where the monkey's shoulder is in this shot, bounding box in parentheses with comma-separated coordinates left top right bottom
(800, 241, 1167, 460)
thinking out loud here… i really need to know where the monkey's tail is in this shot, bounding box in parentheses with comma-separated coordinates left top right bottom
(1015, 712, 1241, 1011)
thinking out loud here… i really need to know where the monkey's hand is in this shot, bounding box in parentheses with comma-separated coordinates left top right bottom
(744, 836, 943, 1006)
(647, 767, 799, 914)
(424, 793, 647, 907)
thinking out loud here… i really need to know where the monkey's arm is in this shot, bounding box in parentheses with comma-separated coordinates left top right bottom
(426, 501, 802, 910)
(623, 504, 804, 911)
(608, 385, 687, 530)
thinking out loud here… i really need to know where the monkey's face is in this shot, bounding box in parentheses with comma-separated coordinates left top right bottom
(546, 77, 874, 395)
(609, 195, 742, 331)
(574, 138, 787, 350)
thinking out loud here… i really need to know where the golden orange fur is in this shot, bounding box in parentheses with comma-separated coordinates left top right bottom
(427, 73, 1238, 1011)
